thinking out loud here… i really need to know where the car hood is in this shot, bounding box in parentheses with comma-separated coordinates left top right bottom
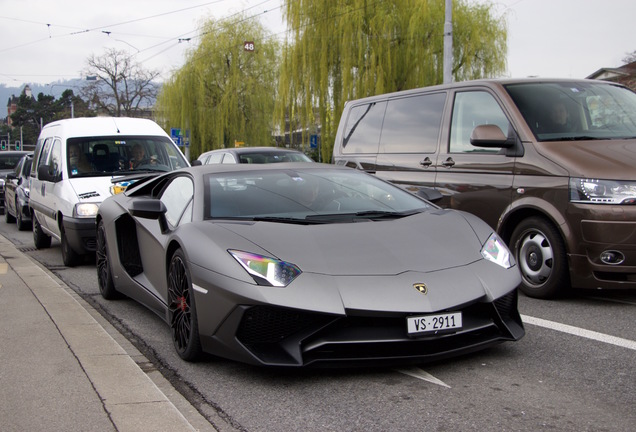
(535, 139, 636, 179)
(68, 177, 116, 202)
(217, 209, 484, 276)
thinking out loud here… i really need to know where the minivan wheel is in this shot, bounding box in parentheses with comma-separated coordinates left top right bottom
(33, 215, 52, 249)
(510, 217, 569, 299)
(61, 227, 82, 267)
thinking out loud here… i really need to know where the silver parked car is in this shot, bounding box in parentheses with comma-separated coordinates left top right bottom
(197, 146, 313, 164)
(96, 163, 524, 367)
(4, 153, 33, 230)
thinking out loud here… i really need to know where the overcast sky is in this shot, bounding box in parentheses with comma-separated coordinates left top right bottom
(0, 0, 634, 89)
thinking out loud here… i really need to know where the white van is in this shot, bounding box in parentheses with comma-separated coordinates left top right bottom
(29, 117, 189, 266)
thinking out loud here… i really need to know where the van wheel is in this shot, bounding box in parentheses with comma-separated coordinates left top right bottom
(510, 217, 569, 299)
(61, 227, 82, 267)
(33, 215, 52, 249)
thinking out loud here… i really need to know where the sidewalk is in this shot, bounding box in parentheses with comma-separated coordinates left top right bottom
(0, 234, 211, 432)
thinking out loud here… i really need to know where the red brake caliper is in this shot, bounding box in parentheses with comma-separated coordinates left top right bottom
(177, 296, 187, 312)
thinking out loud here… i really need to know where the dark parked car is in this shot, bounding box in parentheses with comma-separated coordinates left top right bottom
(0, 150, 31, 216)
(4, 153, 33, 230)
(197, 146, 313, 164)
(96, 163, 524, 367)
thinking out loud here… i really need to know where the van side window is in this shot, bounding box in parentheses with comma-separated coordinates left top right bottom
(31, 139, 45, 177)
(342, 101, 387, 154)
(50, 139, 62, 177)
(380, 93, 445, 154)
(450, 91, 510, 153)
(37, 138, 54, 172)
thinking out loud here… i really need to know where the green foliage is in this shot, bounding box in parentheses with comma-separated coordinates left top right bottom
(276, 0, 507, 161)
(156, 16, 280, 158)
(9, 92, 56, 145)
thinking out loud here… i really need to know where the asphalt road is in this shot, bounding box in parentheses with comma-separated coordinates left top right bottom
(2, 220, 635, 432)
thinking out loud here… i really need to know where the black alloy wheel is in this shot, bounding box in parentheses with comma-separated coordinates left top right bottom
(96, 220, 120, 299)
(168, 248, 202, 361)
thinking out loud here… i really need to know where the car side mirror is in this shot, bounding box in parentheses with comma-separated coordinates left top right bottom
(416, 187, 443, 203)
(470, 124, 513, 148)
(191, 159, 202, 166)
(5, 172, 17, 181)
(37, 164, 61, 182)
(130, 199, 169, 233)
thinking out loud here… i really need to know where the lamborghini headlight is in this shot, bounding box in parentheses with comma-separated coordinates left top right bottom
(570, 178, 636, 204)
(481, 233, 514, 269)
(229, 250, 302, 287)
(73, 203, 100, 218)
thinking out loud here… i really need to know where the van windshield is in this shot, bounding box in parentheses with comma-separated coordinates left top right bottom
(67, 136, 187, 178)
(504, 82, 636, 141)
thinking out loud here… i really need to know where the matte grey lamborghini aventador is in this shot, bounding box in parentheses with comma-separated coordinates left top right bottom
(96, 163, 524, 367)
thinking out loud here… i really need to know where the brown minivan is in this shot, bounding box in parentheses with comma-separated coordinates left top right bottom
(333, 78, 636, 299)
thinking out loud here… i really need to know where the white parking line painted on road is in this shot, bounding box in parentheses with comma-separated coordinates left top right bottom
(395, 367, 451, 388)
(521, 314, 636, 351)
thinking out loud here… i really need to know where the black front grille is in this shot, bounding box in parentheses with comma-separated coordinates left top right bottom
(494, 290, 517, 319)
(235, 297, 524, 367)
(237, 306, 334, 345)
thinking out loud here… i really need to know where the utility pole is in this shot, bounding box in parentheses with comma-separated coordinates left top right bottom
(443, 0, 453, 84)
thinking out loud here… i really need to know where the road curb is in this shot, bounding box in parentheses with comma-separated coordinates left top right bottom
(0, 234, 199, 431)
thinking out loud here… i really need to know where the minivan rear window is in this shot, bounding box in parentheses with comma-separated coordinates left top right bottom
(342, 101, 386, 154)
(505, 82, 636, 141)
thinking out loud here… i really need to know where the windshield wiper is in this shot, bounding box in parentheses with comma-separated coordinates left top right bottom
(541, 135, 603, 142)
(306, 209, 421, 222)
(250, 216, 317, 225)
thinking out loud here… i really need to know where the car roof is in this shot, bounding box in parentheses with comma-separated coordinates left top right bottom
(40, 117, 169, 138)
(199, 147, 306, 157)
(0, 151, 31, 156)
(343, 77, 623, 105)
(186, 161, 347, 175)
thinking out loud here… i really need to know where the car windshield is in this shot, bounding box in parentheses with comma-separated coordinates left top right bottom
(237, 151, 313, 163)
(67, 135, 187, 178)
(505, 81, 636, 141)
(204, 167, 432, 222)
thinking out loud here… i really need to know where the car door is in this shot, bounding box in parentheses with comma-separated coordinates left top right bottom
(39, 138, 64, 236)
(373, 92, 447, 194)
(433, 88, 517, 230)
(134, 175, 195, 304)
(5, 158, 23, 214)
(31, 137, 56, 231)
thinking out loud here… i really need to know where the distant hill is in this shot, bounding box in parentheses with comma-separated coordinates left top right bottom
(2, 79, 158, 119)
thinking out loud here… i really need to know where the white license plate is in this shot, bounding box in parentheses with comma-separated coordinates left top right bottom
(407, 312, 462, 335)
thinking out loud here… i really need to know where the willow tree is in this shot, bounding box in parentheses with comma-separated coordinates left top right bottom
(276, 0, 507, 161)
(157, 16, 280, 157)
